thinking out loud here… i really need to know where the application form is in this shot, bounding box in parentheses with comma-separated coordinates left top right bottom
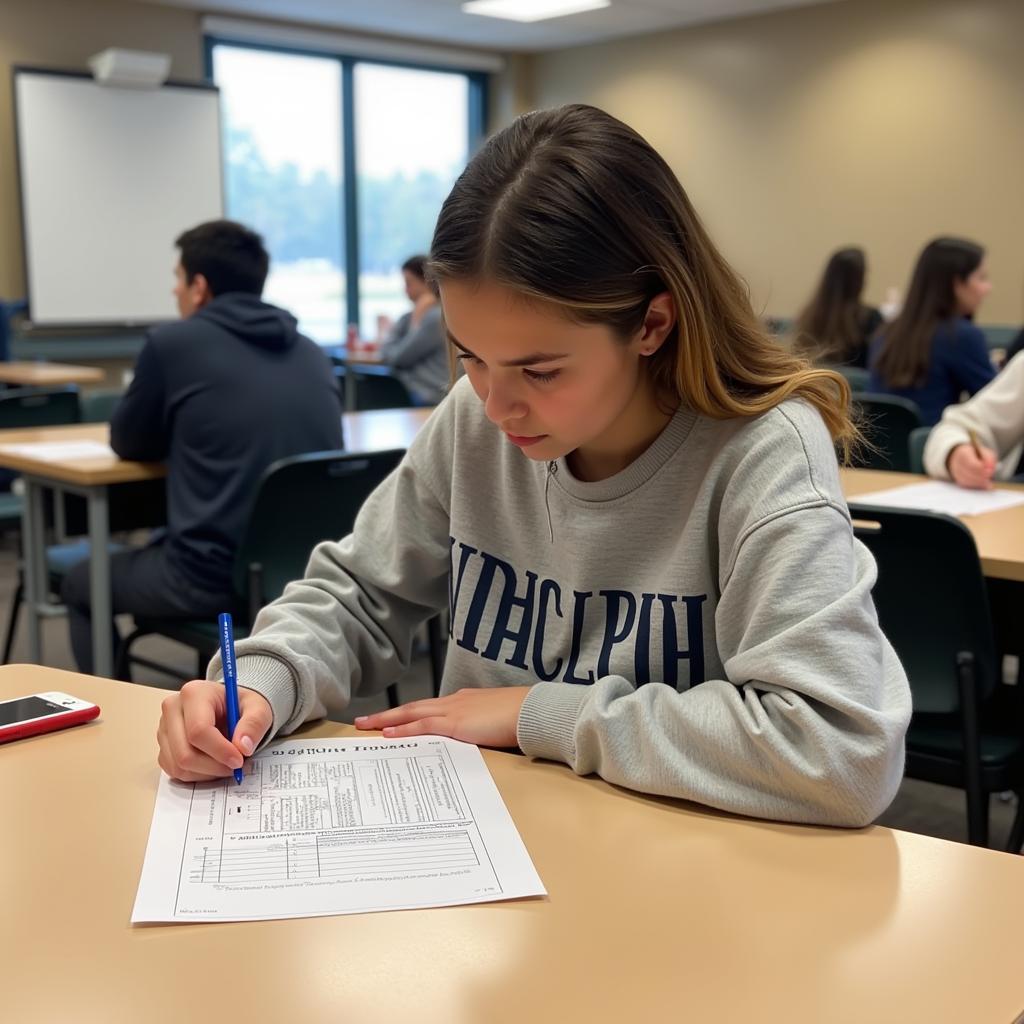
(132, 736, 546, 923)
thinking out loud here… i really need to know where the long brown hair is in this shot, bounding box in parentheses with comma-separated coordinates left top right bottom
(873, 236, 984, 388)
(429, 105, 854, 456)
(792, 247, 869, 364)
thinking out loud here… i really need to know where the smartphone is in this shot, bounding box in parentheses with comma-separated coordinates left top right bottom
(0, 691, 100, 744)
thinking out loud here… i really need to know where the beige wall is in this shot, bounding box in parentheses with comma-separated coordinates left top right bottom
(532, 0, 1024, 324)
(0, 0, 205, 298)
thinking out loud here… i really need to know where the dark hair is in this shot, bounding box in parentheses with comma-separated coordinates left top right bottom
(175, 219, 269, 297)
(873, 236, 984, 388)
(792, 247, 868, 364)
(401, 255, 428, 280)
(428, 104, 855, 455)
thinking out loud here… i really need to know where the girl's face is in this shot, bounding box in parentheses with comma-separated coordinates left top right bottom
(439, 279, 673, 475)
(953, 261, 992, 316)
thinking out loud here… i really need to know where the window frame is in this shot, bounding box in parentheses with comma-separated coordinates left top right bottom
(204, 35, 488, 335)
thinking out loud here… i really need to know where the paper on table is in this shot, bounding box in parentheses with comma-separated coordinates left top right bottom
(849, 480, 1024, 517)
(132, 736, 546, 923)
(0, 440, 114, 461)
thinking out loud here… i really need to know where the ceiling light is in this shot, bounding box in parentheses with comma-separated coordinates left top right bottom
(462, 0, 611, 24)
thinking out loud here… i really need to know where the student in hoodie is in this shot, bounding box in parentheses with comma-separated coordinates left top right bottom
(62, 220, 343, 674)
(155, 106, 910, 829)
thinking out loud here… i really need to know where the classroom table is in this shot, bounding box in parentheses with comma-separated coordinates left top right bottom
(0, 360, 104, 386)
(841, 468, 1024, 583)
(3, 665, 1023, 1024)
(0, 408, 433, 679)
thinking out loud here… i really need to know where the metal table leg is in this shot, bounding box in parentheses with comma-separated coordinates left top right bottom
(86, 485, 113, 678)
(21, 478, 47, 664)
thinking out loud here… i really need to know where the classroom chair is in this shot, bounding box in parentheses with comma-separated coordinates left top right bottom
(850, 393, 923, 473)
(79, 389, 123, 423)
(116, 449, 446, 706)
(0, 386, 83, 657)
(850, 503, 1024, 851)
(908, 426, 931, 475)
(1, 479, 167, 665)
(350, 368, 415, 411)
(0, 385, 80, 427)
(829, 364, 870, 393)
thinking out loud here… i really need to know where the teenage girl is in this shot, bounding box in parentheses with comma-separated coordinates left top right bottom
(156, 105, 910, 828)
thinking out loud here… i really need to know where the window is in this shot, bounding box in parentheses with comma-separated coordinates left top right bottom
(211, 46, 345, 345)
(209, 41, 485, 345)
(355, 64, 469, 338)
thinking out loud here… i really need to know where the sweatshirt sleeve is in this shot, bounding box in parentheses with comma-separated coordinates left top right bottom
(924, 351, 1024, 480)
(109, 337, 169, 461)
(206, 404, 454, 741)
(951, 323, 996, 397)
(517, 410, 911, 829)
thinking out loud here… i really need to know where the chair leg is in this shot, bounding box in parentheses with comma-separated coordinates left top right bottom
(1007, 794, 1024, 854)
(115, 627, 145, 683)
(2, 576, 23, 664)
(427, 614, 446, 698)
(386, 684, 399, 709)
(957, 652, 989, 847)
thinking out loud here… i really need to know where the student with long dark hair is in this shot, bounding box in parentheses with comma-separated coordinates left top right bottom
(155, 105, 909, 828)
(869, 237, 995, 425)
(792, 247, 882, 367)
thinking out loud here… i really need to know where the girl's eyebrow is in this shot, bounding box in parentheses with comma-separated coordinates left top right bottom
(447, 330, 570, 367)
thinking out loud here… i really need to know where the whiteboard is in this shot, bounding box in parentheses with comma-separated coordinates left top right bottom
(14, 70, 224, 326)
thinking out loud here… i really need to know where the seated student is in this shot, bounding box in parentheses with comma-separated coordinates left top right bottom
(924, 351, 1024, 487)
(868, 237, 995, 426)
(62, 220, 343, 674)
(792, 247, 882, 368)
(379, 255, 448, 405)
(155, 105, 910, 829)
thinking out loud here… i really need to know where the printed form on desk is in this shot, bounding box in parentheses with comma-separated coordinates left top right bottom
(850, 480, 1024, 517)
(132, 736, 545, 923)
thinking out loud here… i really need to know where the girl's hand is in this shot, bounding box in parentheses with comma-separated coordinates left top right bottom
(157, 680, 273, 782)
(948, 442, 997, 489)
(355, 687, 532, 748)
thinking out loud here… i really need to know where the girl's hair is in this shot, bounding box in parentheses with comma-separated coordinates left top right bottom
(428, 104, 855, 456)
(873, 236, 984, 389)
(792, 247, 869, 365)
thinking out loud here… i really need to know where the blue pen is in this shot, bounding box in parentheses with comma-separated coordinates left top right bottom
(218, 612, 244, 784)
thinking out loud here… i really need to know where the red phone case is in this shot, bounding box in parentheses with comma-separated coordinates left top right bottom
(0, 702, 100, 743)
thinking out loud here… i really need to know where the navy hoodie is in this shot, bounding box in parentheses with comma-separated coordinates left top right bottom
(111, 293, 344, 593)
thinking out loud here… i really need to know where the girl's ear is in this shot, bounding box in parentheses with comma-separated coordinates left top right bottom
(636, 292, 676, 355)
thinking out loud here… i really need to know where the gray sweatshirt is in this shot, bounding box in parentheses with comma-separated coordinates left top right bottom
(380, 306, 448, 405)
(210, 377, 910, 828)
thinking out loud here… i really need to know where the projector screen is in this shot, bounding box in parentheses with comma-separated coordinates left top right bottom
(14, 69, 224, 327)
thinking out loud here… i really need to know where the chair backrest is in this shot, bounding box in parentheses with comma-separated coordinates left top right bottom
(851, 392, 923, 472)
(0, 386, 80, 428)
(234, 448, 406, 608)
(79, 389, 123, 423)
(907, 425, 931, 475)
(354, 371, 414, 411)
(829, 364, 870, 392)
(849, 503, 997, 713)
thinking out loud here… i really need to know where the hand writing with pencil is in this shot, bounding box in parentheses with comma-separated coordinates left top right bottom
(947, 429, 997, 490)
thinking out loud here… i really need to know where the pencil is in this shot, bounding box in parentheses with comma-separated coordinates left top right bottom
(967, 429, 984, 460)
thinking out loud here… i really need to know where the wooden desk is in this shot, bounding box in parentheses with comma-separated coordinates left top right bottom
(3, 666, 1023, 1024)
(0, 360, 104, 386)
(0, 409, 432, 678)
(842, 468, 1024, 583)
